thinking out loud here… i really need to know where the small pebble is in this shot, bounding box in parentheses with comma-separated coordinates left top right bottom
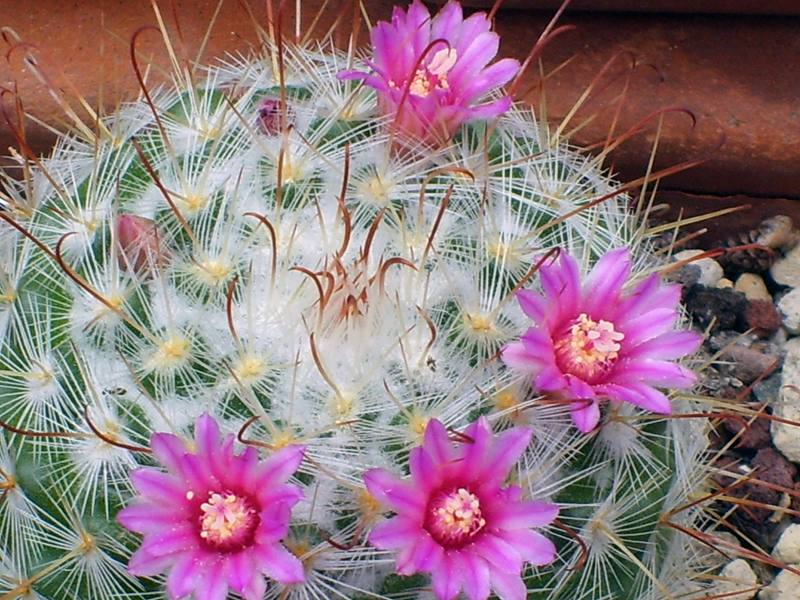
(685, 285, 748, 332)
(759, 569, 800, 600)
(718, 344, 780, 384)
(771, 243, 800, 288)
(735, 273, 772, 301)
(753, 373, 783, 405)
(772, 524, 800, 566)
(717, 277, 734, 289)
(745, 299, 784, 339)
(777, 288, 800, 335)
(674, 249, 724, 287)
(771, 338, 800, 462)
(757, 215, 800, 253)
(713, 559, 758, 600)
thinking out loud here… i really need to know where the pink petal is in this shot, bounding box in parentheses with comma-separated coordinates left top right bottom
(364, 469, 425, 520)
(252, 543, 306, 583)
(459, 417, 494, 479)
(612, 358, 698, 387)
(406, 532, 445, 575)
(409, 441, 443, 493)
(581, 248, 630, 314)
(490, 567, 527, 600)
(476, 426, 531, 488)
(450, 32, 499, 84)
(449, 10, 492, 55)
(619, 275, 681, 317)
(489, 500, 558, 530)
(501, 340, 544, 374)
(460, 550, 491, 600)
(149, 432, 188, 473)
(255, 445, 305, 488)
(254, 501, 293, 543)
(539, 253, 580, 324)
(458, 60, 519, 104)
(495, 528, 557, 566)
(430, 0, 464, 41)
(404, 1, 433, 52)
(423, 418, 457, 466)
(620, 308, 680, 347)
(226, 446, 260, 489)
(226, 551, 266, 600)
(166, 549, 210, 599)
(371, 23, 398, 73)
(129, 468, 186, 502)
(369, 515, 423, 550)
(117, 502, 188, 533)
(516, 289, 548, 322)
(535, 364, 569, 392)
(256, 483, 304, 513)
(138, 523, 196, 557)
(565, 375, 597, 401)
(430, 553, 462, 600)
(613, 382, 674, 414)
(571, 400, 601, 433)
(180, 453, 219, 493)
(194, 413, 222, 460)
(471, 534, 523, 573)
(520, 328, 556, 360)
(195, 564, 229, 600)
(633, 330, 703, 361)
(463, 97, 513, 120)
(126, 547, 176, 576)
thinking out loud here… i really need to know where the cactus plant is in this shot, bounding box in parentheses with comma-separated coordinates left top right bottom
(0, 1, 726, 600)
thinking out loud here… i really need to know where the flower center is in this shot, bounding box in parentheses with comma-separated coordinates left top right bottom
(408, 48, 457, 98)
(197, 490, 260, 552)
(425, 487, 486, 548)
(553, 313, 624, 383)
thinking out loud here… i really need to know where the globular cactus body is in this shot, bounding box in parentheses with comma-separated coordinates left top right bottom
(0, 2, 716, 600)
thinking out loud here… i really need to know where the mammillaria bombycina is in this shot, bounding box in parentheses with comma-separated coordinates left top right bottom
(0, 1, 731, 600)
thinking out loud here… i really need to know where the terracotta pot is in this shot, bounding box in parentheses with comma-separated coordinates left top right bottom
(429, 0, 800, 13)
(2, 0, 799, 204)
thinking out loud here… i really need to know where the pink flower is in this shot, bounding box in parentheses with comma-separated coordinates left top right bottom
(502, 248, 703, 433)
(364, 417, 558, 600)
(340, 0, 520, 143)
(117, 414, 306, 600)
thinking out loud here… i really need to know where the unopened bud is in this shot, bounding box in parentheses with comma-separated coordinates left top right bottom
(257, 97, 290, 136)
(116, 214, 168, 274)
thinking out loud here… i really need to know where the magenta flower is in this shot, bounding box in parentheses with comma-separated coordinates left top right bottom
(502, 248, 703, 433)
(364, 417, 558, 600)
(117, 414, 306, 600)
(340, 0, 520, 143)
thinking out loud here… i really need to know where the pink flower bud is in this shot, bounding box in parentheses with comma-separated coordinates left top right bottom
(257, 97, 291, 136)
(116, 214, 168, 275)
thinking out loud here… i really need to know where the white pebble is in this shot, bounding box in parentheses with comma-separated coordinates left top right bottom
(674, 249, 724, 287)
(717, 278, 734, 289)
(735, 273, 772, 301)
(778, 288, 800, 335)
(773, 524, 800, 566)
(771, 243, 800, 288)
(772, 338, 800, 462)
(713, 559, 758, 600)
(759, 569, 800, 600)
